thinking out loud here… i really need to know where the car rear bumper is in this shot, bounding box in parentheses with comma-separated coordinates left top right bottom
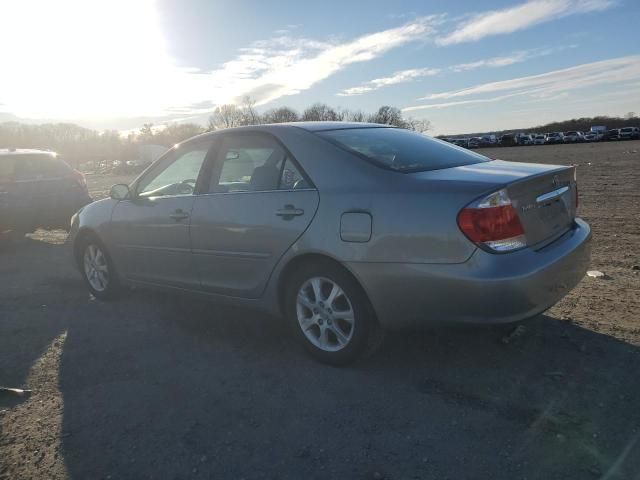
(347, 218, 591, 329)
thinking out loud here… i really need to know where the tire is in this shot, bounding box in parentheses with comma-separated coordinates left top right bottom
(284, 260, 382, 366)
(78, 235, 120, 300)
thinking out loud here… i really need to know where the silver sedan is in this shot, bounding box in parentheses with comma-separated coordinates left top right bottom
(70, 123, 591, 365)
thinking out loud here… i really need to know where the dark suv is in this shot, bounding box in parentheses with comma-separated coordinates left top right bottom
(1, 149, 92, 239)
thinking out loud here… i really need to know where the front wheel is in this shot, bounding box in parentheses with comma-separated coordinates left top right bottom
(80, 238, 120, 300)
(284, 261, 382, 366)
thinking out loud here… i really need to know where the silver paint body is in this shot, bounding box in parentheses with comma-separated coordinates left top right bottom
(70, 123, 591, 328)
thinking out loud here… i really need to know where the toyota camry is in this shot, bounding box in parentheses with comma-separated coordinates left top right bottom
(70, 123, 591, 365)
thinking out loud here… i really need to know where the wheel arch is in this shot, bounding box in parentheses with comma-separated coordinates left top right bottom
(276, 252, 373, 318)
(73, 227, 102, 270)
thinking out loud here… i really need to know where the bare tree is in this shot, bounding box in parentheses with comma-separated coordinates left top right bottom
(341, 109, 367, 123)
(239, 96, 260, 126)
(302, 103, 341, 122)
(208, 104, 243, 130)
(139, 123, 154, 141)
(405, 118, 432, 133)
(367, 106, 406, 127)
(262, 106, 300, 124)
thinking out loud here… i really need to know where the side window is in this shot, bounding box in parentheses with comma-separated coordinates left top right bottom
(137, 142, 213, 198)
(280, 158, 310, 190)
(211, 134, 286, 193)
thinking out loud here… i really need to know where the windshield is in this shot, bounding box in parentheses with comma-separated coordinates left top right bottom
(316, 127, 488, 173)
(621, 127, 633, 132)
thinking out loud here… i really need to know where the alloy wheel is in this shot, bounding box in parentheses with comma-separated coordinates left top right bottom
(296, 276, 355, 352)
(83, 244, 109, 292)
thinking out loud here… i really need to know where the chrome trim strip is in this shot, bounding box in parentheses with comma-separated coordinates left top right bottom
(536, 185, 569, 203)
(191, 248, 270, 259)
(120, 245, 191, 254)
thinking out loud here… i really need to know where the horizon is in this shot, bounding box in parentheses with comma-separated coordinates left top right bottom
(1, 0, 639, 136)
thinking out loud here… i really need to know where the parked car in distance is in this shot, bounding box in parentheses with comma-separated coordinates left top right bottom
(480, 135, 497, 147)
(518, 134, 533, 146)
(468, 137, 482, 149)
(619, 126, 640, 140)
(546, 132, 564, 144)
(1, 149, 92, 240)
(605, 129, 620, 141)
(563, 131, 584, 143)
(499, 133, 518, 147)
(533, 134, 546, 145)
(453, 138, 469, 148)
(583, 131, 602, 142)
(70, 123, 591, 365)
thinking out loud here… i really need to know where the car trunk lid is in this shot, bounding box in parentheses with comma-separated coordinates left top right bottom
(506, 167, 575, 247)
(412, 159, 577, 249)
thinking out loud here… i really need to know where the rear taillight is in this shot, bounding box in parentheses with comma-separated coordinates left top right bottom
(457, 188, 526, 253)
(71, 170, 87, 191)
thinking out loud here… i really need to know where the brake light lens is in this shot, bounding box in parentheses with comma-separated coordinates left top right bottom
(457, 189, 526, 253)
(71, 169, 87, 191)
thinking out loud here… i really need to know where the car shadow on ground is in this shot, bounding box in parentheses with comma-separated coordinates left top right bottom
(2, 237, 639, 479)
(57, 291, 640, 480)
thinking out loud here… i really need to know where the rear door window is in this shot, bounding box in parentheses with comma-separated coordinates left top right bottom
(316, 127, 488, 173)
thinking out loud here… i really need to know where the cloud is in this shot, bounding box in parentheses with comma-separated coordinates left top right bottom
(449, 45, 575, 72)
(338, 45, 575, 97)
(337, 67, 441, 96)
(0, 0, 437, 121)
(403, 92, 532, 111)
(437, 0, 614, 46)
(228, 17, 438, 106)
(403, 55, 640, 111)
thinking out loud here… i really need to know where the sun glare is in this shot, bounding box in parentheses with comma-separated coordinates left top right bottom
(0, 0, 190, 119)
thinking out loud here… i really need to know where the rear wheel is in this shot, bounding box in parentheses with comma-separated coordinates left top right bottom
(79, 237, 120, 300)
(284, 261, 382, 366)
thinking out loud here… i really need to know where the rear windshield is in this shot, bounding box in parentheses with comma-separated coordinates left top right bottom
(620, 127, 634, 132)
(316, 127, 488, 173)
(1, 154, 70, 180)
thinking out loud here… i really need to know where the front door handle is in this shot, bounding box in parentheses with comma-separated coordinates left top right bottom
(169, 209, 190, 221)
(275, 205, 304, 220)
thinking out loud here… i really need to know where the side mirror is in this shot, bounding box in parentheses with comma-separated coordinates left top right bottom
(110, 184, 131, 200)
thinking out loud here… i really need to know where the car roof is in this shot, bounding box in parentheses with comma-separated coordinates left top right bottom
(0, 148, 57, 156)
(286, 121, 391, 131)
(205, 122, 393, 135)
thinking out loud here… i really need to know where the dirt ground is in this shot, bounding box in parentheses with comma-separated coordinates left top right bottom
(1, 141, 639, 480)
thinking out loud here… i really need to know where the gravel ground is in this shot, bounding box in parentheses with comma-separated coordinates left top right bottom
(1, 141, 639, 480)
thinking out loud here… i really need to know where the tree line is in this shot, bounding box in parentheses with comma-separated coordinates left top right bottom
(0, 101, 431, 167)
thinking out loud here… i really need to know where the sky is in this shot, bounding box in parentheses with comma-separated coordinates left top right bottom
(0, 0, 639, 135)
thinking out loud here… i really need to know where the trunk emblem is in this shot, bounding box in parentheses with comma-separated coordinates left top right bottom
(552, 175, 561, 188)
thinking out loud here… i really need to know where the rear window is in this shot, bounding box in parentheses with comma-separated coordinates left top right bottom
(316, 127, 488, 173)
(620, 127, 633, 132)
(14, 154, 70, 180)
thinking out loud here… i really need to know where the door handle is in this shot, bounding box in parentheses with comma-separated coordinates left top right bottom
(169, 209, 190, 221)
(275, 205, 304, 219)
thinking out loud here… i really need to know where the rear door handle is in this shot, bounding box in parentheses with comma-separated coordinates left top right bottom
(275, 205, 304, 219)
(169, 209, 190, 221)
